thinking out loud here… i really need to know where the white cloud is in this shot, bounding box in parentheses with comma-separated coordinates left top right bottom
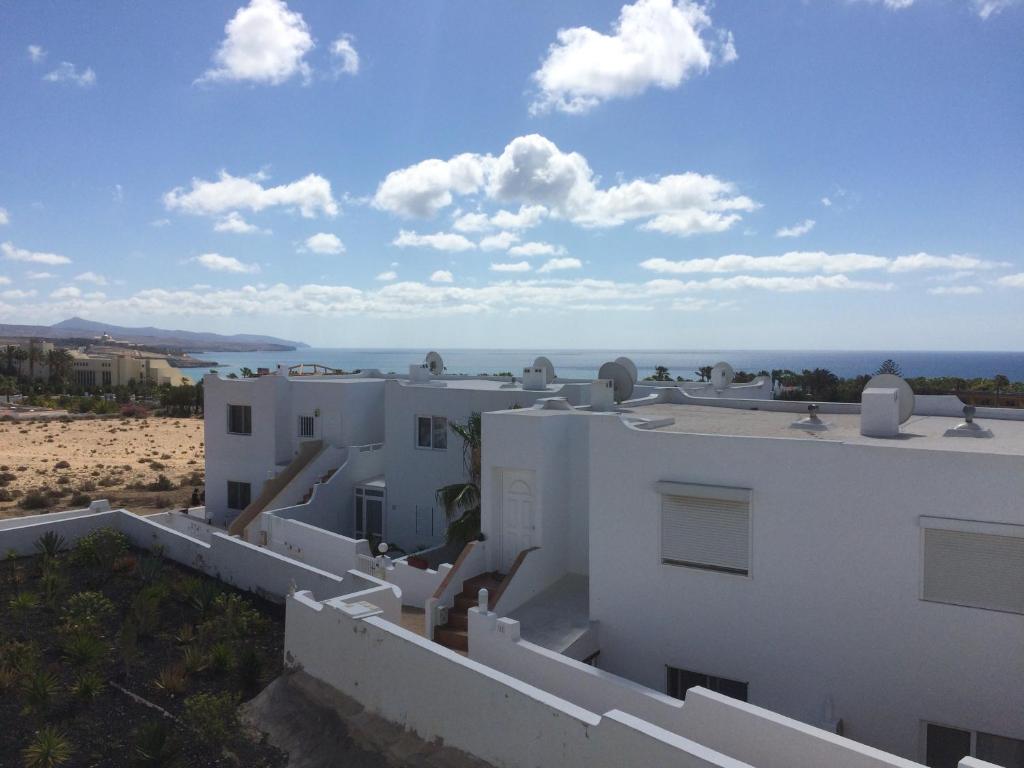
(775, 219, 816, 238)
(376, 270, 397, 281)
(640, 251, 1005, 275)
(1, 241, 71, 265)
(490, 261, 532, 273)
(164, 170, 338, 218)
(28, 45, 46, 62)
(996, 273, 1024, 288)
(199, 0, 313, 85)
(392, 230, 476, 252)
(974, 0, 1020, 18)
(508, 241, 567, 258)
(479, 231, 520, 251)
(887, 253, 1002, 273)
(537, 257, 583, 273)
(51, 286, 81, 299)
(150, 218, 171, 228)
(490, 205, 548, 230)
(645, 274, 894, 293)
(928, 285, 983, 295)
(373, 154, 486, 218)
(43, 61, 96, 87)
(0, 208, 8, 226)
(74, 271, 108, 286)
(530, 0, 733, 115)
(26, 271, 54, 280)
(452, 212, 492, 233)
(331, 35, 360, 76)
(214, 212, 268, 234)
(0, 276, 10, 285)
(430, 270, 454, 283)
(671, 297, 729, 312)
(304, 232, 345, 255)
(821, 197, 833, 207)
(193, 252, 260, 274)
(377, 134, 754, 236)
(1, 289, 36, 300)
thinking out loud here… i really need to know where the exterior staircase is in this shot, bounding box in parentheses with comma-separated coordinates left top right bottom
(434, 571, 505, 652)
(300, 468, 338, 504)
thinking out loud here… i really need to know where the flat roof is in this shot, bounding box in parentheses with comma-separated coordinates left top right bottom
(621, 402, 1024, 456)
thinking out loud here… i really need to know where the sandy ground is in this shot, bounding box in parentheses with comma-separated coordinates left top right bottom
(0, 414, 205, 518)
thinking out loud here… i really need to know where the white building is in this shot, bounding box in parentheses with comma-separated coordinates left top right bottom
(469, 388, 1024, 767)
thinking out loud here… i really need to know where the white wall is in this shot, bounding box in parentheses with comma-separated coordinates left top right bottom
(261, 513, 372, 575)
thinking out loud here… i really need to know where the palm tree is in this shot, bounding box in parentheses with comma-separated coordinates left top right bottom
(695, 366, 713, 382)
(436, 413, 482, 544)
(994, 374, 1010, 404)
(27, 342, 44, 381)
(12, 347, 28, 377)
(239, 367, 255, 378)
(2, 344, 17, 375)
(651, 365, 671, 381)
(0, 375, 15, 402)
(46, 349, 73, 389)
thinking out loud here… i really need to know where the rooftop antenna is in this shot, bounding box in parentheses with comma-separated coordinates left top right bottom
(533, 356, 556, 382)
(790, 402, 829, 432)
(710, 361, 735, 390)
(598, 361, 634, 404)
(614, 356, 638, 384)
(425, 351, 444, 376)
(864, 373, 915, 424)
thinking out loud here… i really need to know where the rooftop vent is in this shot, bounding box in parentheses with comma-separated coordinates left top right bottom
(522, 366, 548, 391)
(944, 405, 993, 438)
(790, 403, 829, 432)
(590, 379, 615, 411)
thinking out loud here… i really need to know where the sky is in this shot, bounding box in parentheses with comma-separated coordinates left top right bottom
(0, 0, 1022, 350)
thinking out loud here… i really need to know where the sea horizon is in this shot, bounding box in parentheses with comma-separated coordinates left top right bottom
(183, 348, 1024, 383)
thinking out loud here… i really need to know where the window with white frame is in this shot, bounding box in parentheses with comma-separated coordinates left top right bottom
(921, 519, 1024, 614)
(658, 482, 751, 576)
(298, 415, 315, 438)
(925, 723, 1024, 768)
(415, 415, 448, 450)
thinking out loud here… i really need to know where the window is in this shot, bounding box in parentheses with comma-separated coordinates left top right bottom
(355, 486, 385, 540)
(416, 415, 448, 449)
(667, 666, 747, 702)
(922, 524, 1024, 614)
(101, 371, 111, 387)
(926, 723, 1024, 768)
(227, 404, 252, 435)
(659, 482, 751, 576)
(298, 415, 315, 438)
(226, 481, 251, 511)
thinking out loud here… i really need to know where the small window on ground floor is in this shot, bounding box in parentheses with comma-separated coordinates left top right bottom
(667, 665, 747, 702)
(227, 480, 251, 511)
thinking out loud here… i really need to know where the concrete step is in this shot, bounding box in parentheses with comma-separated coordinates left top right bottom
(445, 610, 468, 630)
(434, 625, 468, 652)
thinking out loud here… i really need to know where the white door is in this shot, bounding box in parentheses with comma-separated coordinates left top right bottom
(500, 470, 536, 571)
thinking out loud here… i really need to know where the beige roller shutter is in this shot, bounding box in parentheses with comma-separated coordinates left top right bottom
(923, 528, 1024, 614)
(662, 494, 750, 575)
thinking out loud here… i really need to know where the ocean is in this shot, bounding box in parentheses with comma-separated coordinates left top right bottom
(180, 349, 1024, 383)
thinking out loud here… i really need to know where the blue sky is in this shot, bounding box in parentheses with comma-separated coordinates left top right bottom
(1, 0, 1021, 349)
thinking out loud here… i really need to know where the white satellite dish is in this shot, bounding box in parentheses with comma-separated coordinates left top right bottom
(614, 356, 638, 384)
(864, 374, 915, 424)
(598, 361, 635, 404)
(710, 361, 735, 390)
(425, 351, 444, 375)
(533, 356, 556, 382)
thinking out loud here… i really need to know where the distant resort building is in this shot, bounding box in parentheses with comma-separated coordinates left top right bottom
(2, 338, 186, 387)
(2, 352, 1020, 768)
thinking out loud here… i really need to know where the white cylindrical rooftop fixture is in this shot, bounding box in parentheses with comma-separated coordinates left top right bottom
(944, 405, 994, 438)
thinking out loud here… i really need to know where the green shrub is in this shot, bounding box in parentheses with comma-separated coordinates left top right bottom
(208, 642, 231, 675)
(34, 531, 66, 560)
(19, 491, 50, 511)
(61, 632, 106, 669)
(70, 670, 104, 701)
(20, 669, 60, 717)
(183, 691, 238, 745)
(132, 720, 182, 768)
(68, 493, 92, 508)
(147, 474, 173, 492)
(154, 663, 187, 695)
(71, 527, 129, 569)
(22, 725, 72, 768)
(60, 591, 115, 635)
(235, 645, 262, 695)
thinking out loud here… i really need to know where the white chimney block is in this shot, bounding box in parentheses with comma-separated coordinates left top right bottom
(861, 387, 900, 438)
(409, 364, 432, 382)
(522, 366, 548, 391)
(590, 379, 615, 411)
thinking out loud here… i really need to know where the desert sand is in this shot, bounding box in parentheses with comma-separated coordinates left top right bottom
(0, 414, 205, 518)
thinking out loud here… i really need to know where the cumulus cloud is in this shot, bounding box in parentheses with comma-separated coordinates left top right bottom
(214, 212, 268, 234)
(51, 286, 82, 299)
(645, 274, 894, 293)
(1, 289, 36, 300)
(479, 231, 520, 251)
(199, 0, 314, 85)
(0, 276, 10, 286)
(26, 271, 54, 280)
(508, 241, 567, 258)
(490, 261, 532, 273)
(43, 61, 96, 87)
(193, 253, 260, 274)
(164, 170, 338, 219)
(996, 273, 1024, 288)
(74, 271, 108, 286)
(537, 257, 583, 273)
(430, 270, 454, 283)
(331, 35, 360, 75)
(304, 232, 345, 255)
(640, 251, 1005, 275)
(887, 253, 1003, 272)
(775, 219, 816, 238)
(2, 241, 71, 265)
(928, 285, 982, 295)
(376, 270, 397, 281)
(392, 230, 476, 252)
(530, 0, 733, 115)
(376, 134, 754, 236)
(28, 45, 46, 62)
(0, 208, 8, 226)
(854, 0, 1019, 16)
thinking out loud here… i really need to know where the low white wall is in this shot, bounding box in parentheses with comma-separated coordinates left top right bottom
(261, 513, 371, 575)
(285, 590, 753, 768)
(0, 508, 117, 553)
(384, 558, 450, 609)
(0, 500, 111, 531)
(492, 547, 565, 617)
(147, 511, 218, 543)
(913, 394, 1024, 421)
(436, 540, 488, 606)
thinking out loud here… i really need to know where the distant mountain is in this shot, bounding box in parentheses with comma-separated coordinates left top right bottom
(0, 317, 307, 352)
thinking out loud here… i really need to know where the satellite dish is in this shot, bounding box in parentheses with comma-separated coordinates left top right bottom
(598, 361, 635, 404)
(533, 356, 556, 382)
(614, 356, 638, 384)
(864, 374, 915, 424)
(710, 362, 735, 390)
(425, 351, 444, 375)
